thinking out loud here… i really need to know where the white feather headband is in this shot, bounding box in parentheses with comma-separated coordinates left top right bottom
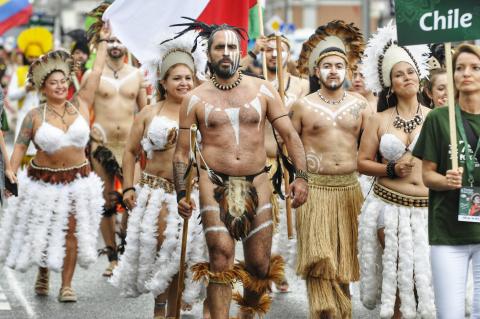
(361, 21, 430, 93)
(142, 31, 207, 87)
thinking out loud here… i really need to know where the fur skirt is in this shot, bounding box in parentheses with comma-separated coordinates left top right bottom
(0, 166, 104, 272)
(109, 181, 207, 305)
(358, 192, 436, 319)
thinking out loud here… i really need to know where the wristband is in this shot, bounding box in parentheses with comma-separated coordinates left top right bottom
(295, 169, 309, 183)
(122, 187, 135, 195)
(386, 161, 397, 179)
(248, 50, 257, 60)
(97, 39, 108, 44)
(177, 190, 186, 203)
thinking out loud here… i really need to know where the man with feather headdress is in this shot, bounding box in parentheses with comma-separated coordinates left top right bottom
(171, 18, 308, 319)
(289, 20, 370, 318)
(82, 2, 148, 277)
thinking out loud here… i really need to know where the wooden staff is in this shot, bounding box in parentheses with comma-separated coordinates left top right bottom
(175, 124, 197, 319)
(445, 42, 458, 170)
(257, 3, 268, 79)
(275, 35, 294, 239)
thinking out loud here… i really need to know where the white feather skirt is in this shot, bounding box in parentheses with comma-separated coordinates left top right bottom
(358, 193, 436, 319)
(110, 184, 207, 304)
(0, 169, 104, 272)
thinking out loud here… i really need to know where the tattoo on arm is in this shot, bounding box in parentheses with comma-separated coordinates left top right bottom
(15, 111, 34, 146)
(173, 161, 188, 194)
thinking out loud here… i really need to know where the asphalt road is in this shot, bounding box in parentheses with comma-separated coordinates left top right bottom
(0, 241, 378, 319)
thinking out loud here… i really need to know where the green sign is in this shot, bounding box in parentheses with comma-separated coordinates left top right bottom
(395, 0, 480, 46)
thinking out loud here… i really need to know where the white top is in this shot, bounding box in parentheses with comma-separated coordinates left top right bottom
(379, 133, 419, 162)
(34, 104, 90, 154)
(141, 115, 178, 159)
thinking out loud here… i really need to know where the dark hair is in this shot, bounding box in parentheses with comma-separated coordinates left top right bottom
(422, 68, 446, 107)
(71, 40, 90, 56)
(309, 75, 320, 94)
(166, 17, 246, 54)
(377, 87, 425, 112)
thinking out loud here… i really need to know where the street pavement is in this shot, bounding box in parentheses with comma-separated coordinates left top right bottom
(0, 241, 379, 319)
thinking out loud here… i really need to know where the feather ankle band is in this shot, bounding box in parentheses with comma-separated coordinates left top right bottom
(238, 255, 285, 294)
(232, 291, 272, 319)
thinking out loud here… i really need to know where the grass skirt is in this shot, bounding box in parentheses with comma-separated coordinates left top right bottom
(109, 183, 207, 305)
(0, 168, 104, 272)
(358, 191, 435, 319)
(296, 172, 363, 318)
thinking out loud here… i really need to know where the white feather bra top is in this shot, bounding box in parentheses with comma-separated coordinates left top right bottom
(34, 104, 90, 154)
(379, 133, 419, 162)
(141, 116, 178, 159)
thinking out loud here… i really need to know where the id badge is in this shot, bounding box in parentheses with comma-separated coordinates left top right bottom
(459, 186, 480, 223)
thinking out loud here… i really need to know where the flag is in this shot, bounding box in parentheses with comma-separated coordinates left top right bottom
(248, 0, 265, 39)
(103, 0, 260, 64)
(0, 0, 32, 36)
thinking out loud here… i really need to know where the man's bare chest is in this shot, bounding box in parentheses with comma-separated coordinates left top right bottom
(301, 97, 364, 132)
(98, 73, 139, 100)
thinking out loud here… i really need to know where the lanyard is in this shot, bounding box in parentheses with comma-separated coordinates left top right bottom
(455, 105, 480, 185)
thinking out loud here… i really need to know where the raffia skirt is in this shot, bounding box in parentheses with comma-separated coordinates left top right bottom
(0, 160, 104, 272)
(296, 172, 363, 319)
(109, 172, 207, 304)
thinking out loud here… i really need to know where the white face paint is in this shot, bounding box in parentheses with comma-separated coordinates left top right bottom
(267, 42, 288, 64)
(223, 30, 240, 75)
(320, 68, 346, 89)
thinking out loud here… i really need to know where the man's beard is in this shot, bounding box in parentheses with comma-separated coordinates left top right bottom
(319, 76, 345, 90)
(267, 64, 277, 73)
(211, 58, 240, 79)
(108, 48, 125, 59)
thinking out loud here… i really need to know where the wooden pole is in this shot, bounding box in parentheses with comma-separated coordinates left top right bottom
(275, 35, 294, 239)
(445, 42, 458, 170)
(257, 3, 268, 79)
(175, 125, 197, 319)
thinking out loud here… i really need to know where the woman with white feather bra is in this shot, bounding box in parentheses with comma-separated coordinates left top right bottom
(109, 33, 208, 319)
(356, 23, 436, 319)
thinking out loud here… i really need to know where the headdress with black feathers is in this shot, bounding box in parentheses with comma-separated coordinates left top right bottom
(162, 17, 247, 53)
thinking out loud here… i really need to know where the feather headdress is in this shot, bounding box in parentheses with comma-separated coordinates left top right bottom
(428, 43, 446, 69)
(297, 20, 364, 76)
(361, 21, 430, 93)
(142, 31, 207, 87)
(86, 2, 110, 45)
(164, 17, 247, 53)
(28, 50, 73, 90)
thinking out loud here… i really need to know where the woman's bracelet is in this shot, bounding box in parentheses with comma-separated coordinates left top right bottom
(386, 161, 397, 179)
(123, 187, 135, 196)
(97, 38, 108, 44)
